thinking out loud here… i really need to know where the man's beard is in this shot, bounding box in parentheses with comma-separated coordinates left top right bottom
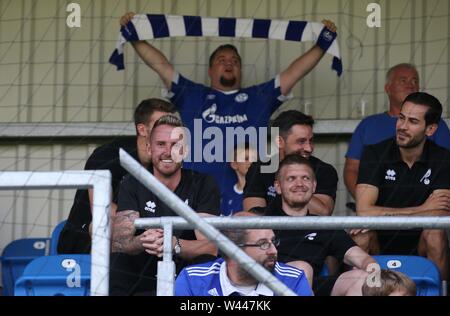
(397, 132, 425, 149)
(220, 76, 237, 87)
(154, 158, 181, 177)
(285, 191, 310, 209)
(238, 255, 277, 282)
(288, 200, 309, 208)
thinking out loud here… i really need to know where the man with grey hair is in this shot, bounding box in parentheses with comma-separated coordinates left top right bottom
(344, 63, 450, 199)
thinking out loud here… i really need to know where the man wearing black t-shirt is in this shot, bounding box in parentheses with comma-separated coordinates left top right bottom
(244, 110, 338, 216)
(257, 154, 375, 296)
(58, 98, 179, 254)
(354, 92, 450, 280)
(110, 115, 220, 296)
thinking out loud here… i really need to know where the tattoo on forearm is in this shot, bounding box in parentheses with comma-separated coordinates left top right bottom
(111, 211, 141, 253)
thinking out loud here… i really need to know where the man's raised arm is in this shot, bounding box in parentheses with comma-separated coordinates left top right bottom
(120, 12, 174, 89)
(279, 20, 337, 96)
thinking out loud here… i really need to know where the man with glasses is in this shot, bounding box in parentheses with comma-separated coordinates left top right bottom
(175, 211, 312, 296)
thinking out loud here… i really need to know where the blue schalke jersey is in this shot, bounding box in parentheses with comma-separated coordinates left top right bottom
(175, 258, 312, 296)
(166, 73, 290, 194)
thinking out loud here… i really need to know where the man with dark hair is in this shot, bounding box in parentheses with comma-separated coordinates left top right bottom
(354, 92, 450, 280)
(174, 211, 312, 296)
(244, 110, 338, 216)
(344, 63, 450, 199)
(119, 12, 337, 199)
(208, 44, 241, 69)
(58, 98, 178, 254)
(110, 115, 220, 296)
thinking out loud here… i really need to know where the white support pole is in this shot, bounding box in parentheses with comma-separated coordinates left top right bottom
(90, 171, 112, 296)
(0, 170, 111, 296)
(157, 221, 176, 296)
(119, 149, 296, 296)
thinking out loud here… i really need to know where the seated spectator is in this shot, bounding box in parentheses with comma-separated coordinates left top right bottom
(256, 154, 376, 296)
(361, 269, 416, 296)
(221, 143, 257, 216)
(244, 110, 337, 216)
(344, 63, 450, 199)
(58, 98, 179, 254)
(110, 115, 221, 295)
(353, 92, 450, 280)
(175, 211, 312, 296)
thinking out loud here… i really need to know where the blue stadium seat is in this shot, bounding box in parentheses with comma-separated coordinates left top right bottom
(1, 238, 49, 296)
(372, 255, 442, 296)
(49, 220, 67, 255)
(14, 254, 91, 296)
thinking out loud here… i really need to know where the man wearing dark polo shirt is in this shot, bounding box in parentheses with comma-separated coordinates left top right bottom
(58, 98, 178, 254)
(110, 115, 220, 295)
(244, 110, 338, 216)
(257, 154, 375, 296)
(354, 92, 450, 280)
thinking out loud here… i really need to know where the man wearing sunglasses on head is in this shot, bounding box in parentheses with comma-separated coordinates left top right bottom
(175, 211, 312, 296)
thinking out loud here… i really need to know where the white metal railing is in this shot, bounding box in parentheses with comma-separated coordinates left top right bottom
(0, 170, 111, 296)
(2, 166, 448, 296)
(135, 216, 450, 231)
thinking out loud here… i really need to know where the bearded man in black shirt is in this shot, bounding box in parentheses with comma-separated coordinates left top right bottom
(110, 115, 220, 295)
(58, 98, 179, 254)
(257, 154, 375, 296)
(354, 92, 450, 280)
(244, 110, 337, 216)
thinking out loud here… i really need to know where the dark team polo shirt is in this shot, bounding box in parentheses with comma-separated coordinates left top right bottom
(58, 137, 138, 254)
(244, 155, 338, 210)
(358, 138, 450, 207)
(264, 206, 356, 277)
(110, 168, 220, 296)
(357, 138, 450, 254)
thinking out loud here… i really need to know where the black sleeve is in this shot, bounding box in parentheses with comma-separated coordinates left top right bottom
(314, 163, 338, 200)
(194, 175, 221, 216)
(117, 175, 139, 213)
(57, 149, 106, 254)
(84, 145, 114, 170)
(85, 146, 126, 201)
(243, 162, 266, 199)
(328, 230, 357, 262)
(357, 145, 383, 186)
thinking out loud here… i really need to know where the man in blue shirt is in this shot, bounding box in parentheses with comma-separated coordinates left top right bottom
(175, 212, 312, 296)
(119, 12, 337, 196)
(344, 63, 450, 199)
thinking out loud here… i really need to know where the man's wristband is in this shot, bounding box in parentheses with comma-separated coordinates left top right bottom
(316, 27, 337, 51)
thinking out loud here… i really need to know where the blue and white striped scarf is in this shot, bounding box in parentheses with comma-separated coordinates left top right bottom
(109, 14, 342, 76)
